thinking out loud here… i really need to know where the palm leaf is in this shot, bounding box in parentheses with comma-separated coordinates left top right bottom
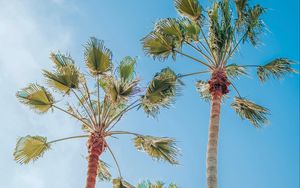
(243, 5, 266, 46)
(16, 84, 54, 113)
(97, 160, 112, 181)
(14, 135, 50, 164)
(257, 58, 297, 82)
(195, 80, 211, 101)
(226, 64, 247, 79)
(137, 181, 178, 188)
(178, 18, 200, 42)
(174, 0, 202, 21)
(84, 37, 112, 76)
(43, 65, 80, 94)
(231, 97, 269, 127)
(234, 0, 249, 28)
(141, 31, 176, 61)
(118, 56, 136, 82)
(141, 68, 179, 117)
(154, 18, 183, 44)
(105, 78, 140, 104)
(112, 178, 135, 188)
(50, 52, 75, 68)
(133, 136, 179, 164)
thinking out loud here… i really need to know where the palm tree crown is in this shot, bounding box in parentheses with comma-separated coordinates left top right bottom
(14, 37, 181, 188)
(141, 0, 297, 188)
(141, 0, 297, 127)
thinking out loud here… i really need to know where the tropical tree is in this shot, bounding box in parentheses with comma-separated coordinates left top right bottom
(14, 37, 180, 188)
(141, 0, 297, 188)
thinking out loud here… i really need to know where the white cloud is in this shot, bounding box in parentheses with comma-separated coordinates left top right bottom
(0, 1, 83, 188)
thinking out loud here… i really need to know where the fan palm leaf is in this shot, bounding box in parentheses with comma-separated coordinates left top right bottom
(16, 84, 54, 113)
(118, 56, 136, 82)
(243, 5, 265, 46)
(50, 52, 75, 68)
(112, 178, 135, 188)
(155, 18, 183, 44)
(97, 160, 112, 181)
(174, 0, 202, 22)
(231, 97, 269, 127)
(85, 37, 112, 76)
(141, 68, 179, 116)
(133, 136, 179, 164)
(141, 32, 176, 61)
(226, 64, 247, 79)
(195, 80, 211, 101)
(14, 136, 50, 164)
(257, 58, 297, 82)
(43, 64, 80, 94)
(178, 18, 200, 42)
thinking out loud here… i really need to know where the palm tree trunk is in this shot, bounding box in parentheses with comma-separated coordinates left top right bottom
(86, 133, 105, 188)
(206, 94, 222, 188)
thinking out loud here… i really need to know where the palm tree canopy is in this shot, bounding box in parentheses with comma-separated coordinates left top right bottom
(141, 0, 297, 128)
(15, 37, 180, 186)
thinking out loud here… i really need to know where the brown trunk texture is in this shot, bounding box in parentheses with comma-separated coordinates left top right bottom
(206, 70, 230, 188)
(86, 133, 105, 188)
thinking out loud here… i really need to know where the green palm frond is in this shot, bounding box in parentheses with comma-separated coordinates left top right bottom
(118, 56, 136, 82)
(257, 58, 297, 82)
(133, 136, 179, 164)
(137, 181, 178, 188)
(84, 37, 112, 76)
(50, 52, 75, 68)
(195, 80, 211, 101)
(231, 97, 269, 127)
(105, 78, 140, 104)
(112, 178, 135, 188)
(174, 0, 202, 22)
(43, 64, 80, 94)
(141, 31, 176, 61)
(234, 0, 249, 28)
(178, 18, 200, 42)
(16, 84, 54, 113)
(243, 5, 266, 46)
(226, 64, 247, 79)
(14, 136, 50, 164)
(97, 160, 112, 181)
(141, 68, 179, 117)
(154, 18, 183, 44)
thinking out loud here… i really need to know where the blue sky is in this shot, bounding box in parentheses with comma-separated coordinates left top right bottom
(0, 0, 299, 188)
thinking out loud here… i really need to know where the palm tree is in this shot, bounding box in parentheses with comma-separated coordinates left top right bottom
(14, 37, 180, 188)
(141, 0, 297, 188)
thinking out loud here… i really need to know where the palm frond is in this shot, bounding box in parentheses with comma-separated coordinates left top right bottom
(243, 5, 266, 46)
(50, 52, 75, 69)
(231, 97, 269, 127)
(16, 84, 54, 113)
(195, 80, 211, 101)
(105, 78, 140, 104)
(14, 135, 50, 164)
(97, 160, 112, 181)
(154, 18, 183, 45)
(84, 37, 112, 76)
(141, 31, 176, 61)
(118, 56, 136, 82)
(257, 58, 297, 82)
(43, 64, 80, 94)
(226, 64, 247, 79)
(112, 178, 135, 188)
(174, 0, 202, 22)
(133, 136, 179, 165)
(234, 0, 249, 28)
(178, 18, 200, 42)
(137, 181, 178, 188)
(141, 68, 179, 117)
